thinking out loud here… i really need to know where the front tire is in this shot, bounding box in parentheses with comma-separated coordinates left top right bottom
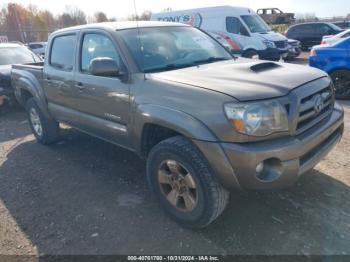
(243, 49, 259, 59)
(330, 70, 350, 99)
(26, 98, 60, 144)
(147, 136, 229, 229)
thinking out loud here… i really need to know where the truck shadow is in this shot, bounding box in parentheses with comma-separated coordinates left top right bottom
(0, 128, 349, 255)
(0, 109, 30, 143)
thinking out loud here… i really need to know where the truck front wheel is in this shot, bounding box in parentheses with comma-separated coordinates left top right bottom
(26, 98, 60, 144)
(330, 70, 350, 99)
(146, 136, 229, 228)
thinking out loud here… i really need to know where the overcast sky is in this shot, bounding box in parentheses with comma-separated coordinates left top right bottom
(3, 0, 349, 19)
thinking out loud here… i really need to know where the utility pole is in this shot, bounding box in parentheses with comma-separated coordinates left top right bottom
(9, 4, 25, 43)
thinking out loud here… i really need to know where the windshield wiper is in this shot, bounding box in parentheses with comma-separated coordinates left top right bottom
(144, 63, 197, 73)
(192, 57, 230, 65)
(144, 57, 231, 73)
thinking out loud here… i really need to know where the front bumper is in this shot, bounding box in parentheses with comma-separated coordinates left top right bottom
(258, 48, 281, 61)
(195, 103, 344, 190)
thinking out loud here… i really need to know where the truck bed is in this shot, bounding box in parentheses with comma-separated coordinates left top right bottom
(11, 62, 45, 106)
(12, 62, 44, 81)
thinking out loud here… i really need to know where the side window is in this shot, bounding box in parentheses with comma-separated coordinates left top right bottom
(81, 33, 120, 73)
(316, 24, 331, 34)
(50, 34, 76, 71)
(226, 17, 249, 36)
(299, 25, 313, 34)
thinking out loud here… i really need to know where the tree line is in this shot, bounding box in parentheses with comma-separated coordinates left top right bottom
(0, 3, 151, 43)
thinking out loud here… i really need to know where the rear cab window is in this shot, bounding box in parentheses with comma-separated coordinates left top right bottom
(49, 34, 76, 71)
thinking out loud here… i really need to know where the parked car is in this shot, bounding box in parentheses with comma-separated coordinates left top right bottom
(285, 39, 301, 60)
(12, 21, 344, 228)
(257, 8, 295, 25)
(321, 29, 350, 45)
(26, 42, 47, 58)
(309, 37, 350, 99)
(333, 21, 350, 29)
(151, 6, 288, 61)
(285, 22, 343, 50)
(0, 43, 42, 112)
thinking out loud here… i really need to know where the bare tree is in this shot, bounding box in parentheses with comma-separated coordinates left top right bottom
(94, 11, 108, 23)
(128, 10, 152, 21)
(58, 6, 86, 27)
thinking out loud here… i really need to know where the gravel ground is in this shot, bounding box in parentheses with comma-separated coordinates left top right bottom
(0, 55, 349, 256)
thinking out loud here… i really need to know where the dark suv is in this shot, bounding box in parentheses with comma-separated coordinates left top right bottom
(285, 22, 343, 50)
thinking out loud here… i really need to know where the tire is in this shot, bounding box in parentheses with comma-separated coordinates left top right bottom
(243, 49, 259, 59)
(330, 70, 350, 99)
(147, 136, 229, 229)
(301, 46, 309, 52)
(26, 98, 60, 144)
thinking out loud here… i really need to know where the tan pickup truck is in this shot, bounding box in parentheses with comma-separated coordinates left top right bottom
(11, 21, 344, 228)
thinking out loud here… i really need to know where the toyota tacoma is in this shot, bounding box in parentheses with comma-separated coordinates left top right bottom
(11, 21, 344, 228)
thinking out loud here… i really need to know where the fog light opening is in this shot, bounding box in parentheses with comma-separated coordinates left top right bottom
(256, 158, 283, 182)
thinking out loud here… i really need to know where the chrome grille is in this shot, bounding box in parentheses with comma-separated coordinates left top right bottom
(296, 85, 334, 133)
(274, 40, 288, 49)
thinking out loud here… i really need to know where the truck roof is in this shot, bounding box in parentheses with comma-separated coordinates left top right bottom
(152, 5, 255, 17)
(53, 21, 189, 34)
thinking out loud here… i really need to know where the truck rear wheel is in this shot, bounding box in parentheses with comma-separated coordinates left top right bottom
(146, 136, 229, 228)
(330, 70, 350, 99)
(26, 98, 60, 144)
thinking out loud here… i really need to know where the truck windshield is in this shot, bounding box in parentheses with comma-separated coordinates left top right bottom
(0, 46, 41, 65)
(118, 26, 232, 73)
(241, 15, 271, 33)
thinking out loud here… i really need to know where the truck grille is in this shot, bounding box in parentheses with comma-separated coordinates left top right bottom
(274, 40, 288, 49)
(296, 85, 334, 133)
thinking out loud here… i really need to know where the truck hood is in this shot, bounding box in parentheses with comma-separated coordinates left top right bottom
(254, 31, 287, 42)
(150, 59, 327, 101)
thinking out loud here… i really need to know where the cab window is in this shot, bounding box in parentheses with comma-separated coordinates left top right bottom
(81, 33, 120, 73)
(50, 34, 76, 71)
(226, 17, 249, 36)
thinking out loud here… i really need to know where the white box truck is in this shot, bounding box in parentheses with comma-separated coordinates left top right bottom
(151, 6, 289, 61)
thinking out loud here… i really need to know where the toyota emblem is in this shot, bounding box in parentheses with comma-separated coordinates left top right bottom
(314, 95, 324, 114)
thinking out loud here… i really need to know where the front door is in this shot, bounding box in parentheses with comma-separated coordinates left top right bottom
(225, 16, 254, 53)
(74, 31, 131, 148)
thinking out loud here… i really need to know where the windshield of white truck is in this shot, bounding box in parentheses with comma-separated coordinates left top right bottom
(119, 26, 233, 73)
(0, 46, 41, 65)
(241, 15, 271, 33)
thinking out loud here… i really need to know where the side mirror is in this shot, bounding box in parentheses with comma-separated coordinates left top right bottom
(89, 57, 120, 77)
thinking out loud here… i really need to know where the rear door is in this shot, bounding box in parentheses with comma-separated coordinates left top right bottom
(74, 30, 131, 148)
(44, 33, 79, 125)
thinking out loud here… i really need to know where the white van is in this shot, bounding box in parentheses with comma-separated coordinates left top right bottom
(151, 6, 288, 61)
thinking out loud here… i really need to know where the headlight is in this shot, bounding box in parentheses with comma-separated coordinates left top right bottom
(224, 101, 289, 136)
(263, 40, 276, 48)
